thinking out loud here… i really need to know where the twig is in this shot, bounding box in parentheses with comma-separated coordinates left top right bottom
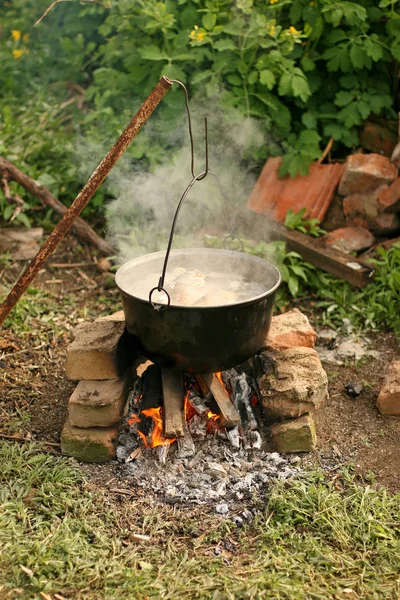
(109, 488, 135, 497)
(318, 136, 334, 164)
(35, 0, 110, 26)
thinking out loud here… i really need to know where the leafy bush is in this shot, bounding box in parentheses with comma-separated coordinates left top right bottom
(1, 0, 399, 219)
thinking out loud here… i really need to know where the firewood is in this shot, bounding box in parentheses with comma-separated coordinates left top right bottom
(195, 373, 241, 428)
(161, 368, 185, 439)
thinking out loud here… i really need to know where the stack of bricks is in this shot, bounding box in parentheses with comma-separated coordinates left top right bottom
(61, 311, 130, 463)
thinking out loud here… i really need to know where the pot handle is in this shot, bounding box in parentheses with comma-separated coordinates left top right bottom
(148, 80, 243, 311)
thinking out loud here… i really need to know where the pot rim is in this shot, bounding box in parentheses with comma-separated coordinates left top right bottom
(115, 247, 282, 310)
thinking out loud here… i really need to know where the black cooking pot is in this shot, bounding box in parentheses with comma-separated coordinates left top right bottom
(115, 247, 281, 373)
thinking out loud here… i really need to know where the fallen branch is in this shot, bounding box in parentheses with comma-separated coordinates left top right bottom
(0, 157, 114, 255)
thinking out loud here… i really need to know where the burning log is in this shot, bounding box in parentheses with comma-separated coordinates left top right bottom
(195, 373, 241, 428)
(161, 368, 185, 439)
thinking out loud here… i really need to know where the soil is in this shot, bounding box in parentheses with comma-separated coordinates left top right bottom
(1, 234, 399, 493)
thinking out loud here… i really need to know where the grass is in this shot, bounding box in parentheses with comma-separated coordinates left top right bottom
(0, 443, 399, 599)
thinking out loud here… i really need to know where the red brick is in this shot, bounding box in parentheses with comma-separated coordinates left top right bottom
(343, 193, 400, 235)
(377, 361, 400, 416)
(339, 153, 397, 196)
(377, 178, 400, 213)
(324, 227, 375, 254)
(266, 309, 316, 351)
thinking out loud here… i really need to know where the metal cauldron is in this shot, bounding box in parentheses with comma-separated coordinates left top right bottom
(115, 247, 281, 373)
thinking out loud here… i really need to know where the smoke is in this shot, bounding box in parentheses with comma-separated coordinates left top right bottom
(80, 90, 268, 264)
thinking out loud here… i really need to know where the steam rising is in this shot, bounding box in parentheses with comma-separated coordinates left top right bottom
(102, 92, 266, 264)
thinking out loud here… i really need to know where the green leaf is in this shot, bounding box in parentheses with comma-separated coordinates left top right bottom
(302, 112, 317, 129)
(291, 71, 311, 102)
(248, 70, 258, 85)
(213, 38, 236, 51)
(300, 56, 315, 72)
(278, 72, 292, 97)
(298, 129, 321, 148)
(335, 90, 354, 107)
(139, 46, 166, 61)
(364, 37, 383, 62)
(349, 43, 368, 69)
(3, 204, 14, 221)
(342, 2, 367, 25)
(226, 74, 242, 86)
(202, 12, 216, 31)
(15, 212, 31, 228)
(288, 275, 299, 297)
(191, 70, 213, 85)
(358, 99, 370, 120)
(259, 69, 275, 90)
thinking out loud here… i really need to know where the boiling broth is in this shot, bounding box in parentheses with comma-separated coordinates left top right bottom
(130, 266, 268, 307)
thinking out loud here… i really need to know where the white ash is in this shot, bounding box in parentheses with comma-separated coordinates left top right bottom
(115, 437, 299, 511)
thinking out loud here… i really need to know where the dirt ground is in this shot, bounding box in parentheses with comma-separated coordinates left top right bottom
(1, 235, 399, 493)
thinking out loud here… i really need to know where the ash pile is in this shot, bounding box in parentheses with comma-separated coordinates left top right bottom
(116, 364, 300, 513)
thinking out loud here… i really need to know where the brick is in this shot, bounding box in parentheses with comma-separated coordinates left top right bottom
(66, 319, 125, 380)
(323, 227, 375, 254)
(338, 153, 397, 196)
(343, 193, 400, 235)
(68, 378, 127, 428)
(377, 178, 400, 213)
(269, 413, 316, 453)
(266, 309, 316, 351)
(61, 420, 118, 462)
(359, 120, 397, 157)
(257, 347, 328, 420)
(376, 361, 400, 417)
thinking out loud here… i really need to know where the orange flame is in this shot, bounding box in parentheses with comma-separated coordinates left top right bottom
(138, 406, 176, 449)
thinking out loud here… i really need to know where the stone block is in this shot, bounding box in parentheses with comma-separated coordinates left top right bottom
(338, 153, 397, 196)
(269, 413, 316, 453)
(377, 178, 400, 213)
(257, 347, 328, 420)
(61, 420, 118, 462)
(66, 319, 125, 380)
(266, 309, 316, 351)
(68, 378, 127, 428)
(376, 361, 400, 417)
(323, 227, 375, 254)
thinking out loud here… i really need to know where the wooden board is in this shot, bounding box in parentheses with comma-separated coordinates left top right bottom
(161, 368, 185, 439)
(244, 211, 375, 288)
(195, 373, 241, 428)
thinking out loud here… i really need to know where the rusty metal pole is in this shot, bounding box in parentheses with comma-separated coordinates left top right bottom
(0, 76, 173, 328)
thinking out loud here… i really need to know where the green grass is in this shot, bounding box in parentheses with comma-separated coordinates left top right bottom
(0, 442, 399, 599)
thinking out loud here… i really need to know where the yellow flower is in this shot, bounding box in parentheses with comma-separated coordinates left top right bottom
(11, 30, 21, 42)
(22, 33, 29, 42)
(270, 0, 279, 4)
(267, 24, 276, 36)
(289, 26, 301, 35)
(196, 32, 205, 41)
(12, 48, 23, 59)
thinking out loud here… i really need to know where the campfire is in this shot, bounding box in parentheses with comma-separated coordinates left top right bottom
(117, 363, 263, 463)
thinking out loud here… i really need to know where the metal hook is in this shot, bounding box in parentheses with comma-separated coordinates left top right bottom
(169, 79, 209, 180)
